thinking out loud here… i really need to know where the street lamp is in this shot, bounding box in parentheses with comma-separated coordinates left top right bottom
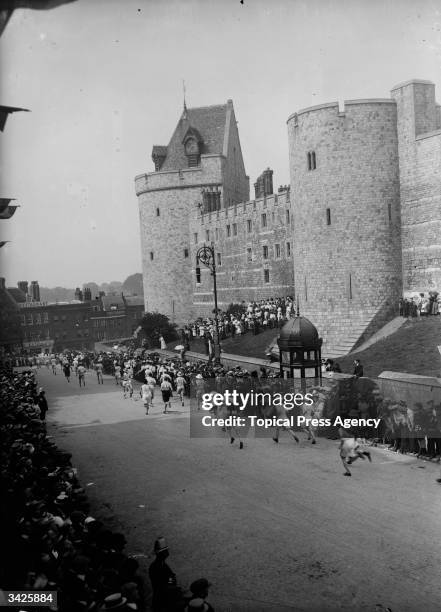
(196, 243, 221, 365)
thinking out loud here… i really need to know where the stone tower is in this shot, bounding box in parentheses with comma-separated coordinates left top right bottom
(391, 79, 441, 294)
(287, 99, 402, 356)
(135, 100, 249, 323)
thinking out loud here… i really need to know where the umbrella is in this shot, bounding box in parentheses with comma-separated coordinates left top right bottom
(174, 345, 184, 351)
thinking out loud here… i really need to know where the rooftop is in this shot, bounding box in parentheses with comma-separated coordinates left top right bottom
(157, 103, 228, 171)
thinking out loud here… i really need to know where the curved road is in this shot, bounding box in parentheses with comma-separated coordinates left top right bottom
(37, 366, 441, 612)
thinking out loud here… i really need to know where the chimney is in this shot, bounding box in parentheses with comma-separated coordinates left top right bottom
(254, 168, 273, 198)
(18, 280, 28, 295)
(83, 287, 92, 301)
(30, 281, 40, 302)
(263, 168, 273, 196)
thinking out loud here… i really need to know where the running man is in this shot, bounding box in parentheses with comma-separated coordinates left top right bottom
(339, 427, 372, 476)
(77, 364, 86, 387)
(95, 361, 104, 385)
(175, 371, 186, 407)
(160, 377, 173, 414)
(140, 383, 153, 415)
(145, 371, 156, 405)
(122, 374, 133, 399)
(63, 362, 71, 383)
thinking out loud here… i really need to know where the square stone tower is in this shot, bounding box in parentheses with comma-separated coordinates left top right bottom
(135, 101, 249, 324)
(391, 79, 441, 294)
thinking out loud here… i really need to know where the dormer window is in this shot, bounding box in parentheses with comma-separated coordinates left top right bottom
(152, 145, 167, 171)
(182, 127, 202, 168)
(184, 137, 199, 166)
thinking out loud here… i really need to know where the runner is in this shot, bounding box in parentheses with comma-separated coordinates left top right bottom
(145, 371, 156, 406)
(77, 364, 86, 387)
(122, 373, 133, 399)
(95, 361, 104, 385)
(114, 364, 122, 386)
(63, 362, 71, 383)
(339, 427, 372, 476)
(175, 371, 186, 407)
(140, 382, 153, 415)
(160, 376, 173, 414)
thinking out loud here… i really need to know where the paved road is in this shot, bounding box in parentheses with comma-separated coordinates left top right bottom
(36, 366, 441, 612)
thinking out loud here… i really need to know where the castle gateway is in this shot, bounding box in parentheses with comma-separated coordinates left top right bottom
(136, 80, 441, 356)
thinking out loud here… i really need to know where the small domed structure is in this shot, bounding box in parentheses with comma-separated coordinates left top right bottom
(277, 308, 322, 385)
(278, 316, 321, 351)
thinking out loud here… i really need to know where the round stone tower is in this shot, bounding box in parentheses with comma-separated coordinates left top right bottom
(287, 99, 402, 355)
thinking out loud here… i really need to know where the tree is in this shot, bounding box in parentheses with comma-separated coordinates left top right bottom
(122, 273, 144, 296)
(139, 312, 177, 348)
(225, 302, 247, 317)
(0, 289, 23, 353)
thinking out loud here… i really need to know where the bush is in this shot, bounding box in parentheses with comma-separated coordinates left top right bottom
(139, 312, 177, 348)
(225, 302, 246, 317)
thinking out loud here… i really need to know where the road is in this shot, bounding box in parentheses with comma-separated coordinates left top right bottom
(36, 366, 441, 612)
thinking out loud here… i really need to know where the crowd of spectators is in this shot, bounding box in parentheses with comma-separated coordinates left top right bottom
(399, 292, 440, 317)
(0, 363, 147, 611)
(0, 359, 218, 611)
(180, 296, 294, 346)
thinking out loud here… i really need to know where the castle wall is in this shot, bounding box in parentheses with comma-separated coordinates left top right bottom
(391, 80, 441, 294)
(136, 101, 250, 325)
(189, 190, 294, 316)
(136, 157, 225, 324)
(287, 100, 402, 354)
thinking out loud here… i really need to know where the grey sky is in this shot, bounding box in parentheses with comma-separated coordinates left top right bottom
(0, 0, 440, 287)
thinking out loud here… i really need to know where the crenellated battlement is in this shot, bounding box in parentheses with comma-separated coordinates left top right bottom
(193, 187, 291, 226)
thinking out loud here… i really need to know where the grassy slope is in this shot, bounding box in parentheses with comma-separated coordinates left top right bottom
(168, 318, 441, 378)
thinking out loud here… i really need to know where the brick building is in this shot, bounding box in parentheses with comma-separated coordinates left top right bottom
(6, 283, 145, 354)
(136, 79, 441, 356)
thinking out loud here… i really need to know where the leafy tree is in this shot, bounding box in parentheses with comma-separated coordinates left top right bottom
(0, 290, 23, 352)
(139, 312, 177, 348)
(225, 302, 247, 317)
(122, 273, 144, 296)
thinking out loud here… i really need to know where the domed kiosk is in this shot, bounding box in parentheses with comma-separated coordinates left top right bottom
(277, 308, 323, 386)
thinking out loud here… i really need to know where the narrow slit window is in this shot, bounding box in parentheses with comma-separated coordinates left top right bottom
(326, 208, 331, 225)
(150, 252, 154, 261)
(184, 248, 189, 258)
(264, 269, 270, 283)
(349, 273, 353, 299)
(156, 208, 160, 217)
(388, 202, 392, 222)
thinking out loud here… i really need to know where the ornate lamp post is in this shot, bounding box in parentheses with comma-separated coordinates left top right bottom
(196, 243, 221, 365)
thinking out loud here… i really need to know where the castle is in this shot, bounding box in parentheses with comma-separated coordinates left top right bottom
(135, 80, 441, 357)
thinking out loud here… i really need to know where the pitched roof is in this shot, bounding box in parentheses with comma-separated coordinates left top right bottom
(7, 287, 27, 303)
(124, 295, 144, 306)
(101, 295, 125, 311)
(159, 104, 227, 171)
